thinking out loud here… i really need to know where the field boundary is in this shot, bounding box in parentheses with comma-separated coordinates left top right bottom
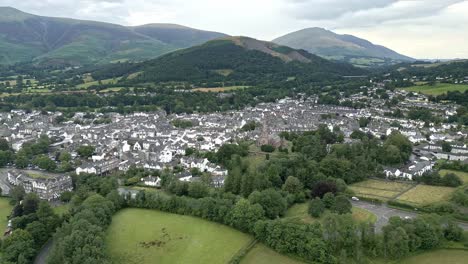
(228, 239, 258, 264)
(391, 183, 419, 201)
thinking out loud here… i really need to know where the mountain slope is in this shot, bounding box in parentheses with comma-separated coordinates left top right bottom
(112, 36, 363, 85)
(0, 7, 226, 65)
(273, 28, 414, 67)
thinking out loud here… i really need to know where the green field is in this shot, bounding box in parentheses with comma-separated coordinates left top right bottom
(349, 179, 414, 201)
(192, 86, 250, 92)
(402, 83, 468, 95)
(400, 249, 468, 264)
(0, 197, 12, 231)
(241, 243, 304, 264)
(284, 203, 377, 224)
(52, 203, 70, 215)
(396, 185, 455, 206)
(440, 170, 468, 183)
(106, 208, 252, 264)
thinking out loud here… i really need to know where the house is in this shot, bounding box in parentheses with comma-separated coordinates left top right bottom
(141, 176, 161, 187)
(7, 170, 73, 201)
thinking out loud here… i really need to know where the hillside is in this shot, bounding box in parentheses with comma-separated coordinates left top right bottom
(113, 36, 364, 85)
(273, 27, 414, 67)
(0, 7, 226, 65)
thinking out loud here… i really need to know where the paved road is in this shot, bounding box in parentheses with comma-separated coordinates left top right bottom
(352, 200, 468, 232)
(34, 240, 53, 264)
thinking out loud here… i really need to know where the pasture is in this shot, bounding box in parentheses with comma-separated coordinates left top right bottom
(284, 203, 377, 224)
(402, 83, 468, 95)
(105, 208, 252, 264)
(192, 86, 250, 92)
(399, 249, 468, 264)
(349, 179, 414, 201)
(396, 185, 455, 206)
(0, 197, 12, 231)
(241, 243, 304, 264)
(440, 169, 468, 184)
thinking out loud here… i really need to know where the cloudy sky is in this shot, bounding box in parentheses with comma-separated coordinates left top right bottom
(1, 0, 468, 59)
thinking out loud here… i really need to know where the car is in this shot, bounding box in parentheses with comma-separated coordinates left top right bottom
(404, 216, 411, 220)
(351, 196, 359, 201)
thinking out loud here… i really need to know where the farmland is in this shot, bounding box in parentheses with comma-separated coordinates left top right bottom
(284, 203, 377, 224)
(241, 243, 304, 264)
(396, 185, 455, 206)
(105, 208, 252, 264)
(349, 179, 414, 201)
(192, 86, 250, 92)
(440, 170, 468, 184)
(402, 83, 468, 95)
(0, 197, 12, 231)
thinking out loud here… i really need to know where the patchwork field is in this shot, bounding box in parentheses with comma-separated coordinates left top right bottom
(0, 197, 12, 230)
(106, 208, 252, 264)
(440, 170, 468, 184)
(241, 243, 304, 264)
(402, 83, 468, 95)
(192, 86, 250, 92)
(284, 203, 377, 224)
(396, 185, 455, 206)
(349, 179, 414, 201)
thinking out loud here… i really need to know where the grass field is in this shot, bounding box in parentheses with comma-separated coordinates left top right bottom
(192, 86, 249, 92)
(53, 204, 70, 215)
(106, 208, 252, 264)
(396, 185, 455, 205)
(284, 203, 377, 224)
(349, 179, 413, 201)
(402, 83, 468, 95)
(0, 197, 12, 231)
(241, 243, 305, 264)
(400, 249, 468, 264)
(77, 77, 121, 89)
(440, 170, 468, 183)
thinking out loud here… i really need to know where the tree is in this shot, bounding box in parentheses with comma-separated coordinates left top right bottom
(383, 226, 410, 259)
(59, 151, 72, 162)
(15, 154, 29, 169)
(10, 185, 26, 204)
(77, 145, 95, 158)
(33, 155, 56, 171)
(312, 181, 338, 198)
(248, 189, 287, 219)
(443, 221, 463, 241)
(322, 192, 336, 208)
(441, 141, 452, 152)
(0, 138, 10, 151)
(442, 173, 462, 187)
(187, 182, 209, 198)
(332, 195, 352, 214)
(282, 176, 303, 195)
(309, 198, 325, 217)
(22, 193, 40, 215)
(384, 132, 412, 164)
(1, 229, 36, 263)
(227, 199, 264, 233)
(260, 144, 275, 153)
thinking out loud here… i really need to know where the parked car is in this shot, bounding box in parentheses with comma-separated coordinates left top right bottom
(351, 196, 359, 201)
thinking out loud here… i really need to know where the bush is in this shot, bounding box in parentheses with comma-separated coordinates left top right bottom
(308, 198, 325, 217)
(260, 144, 275, 153)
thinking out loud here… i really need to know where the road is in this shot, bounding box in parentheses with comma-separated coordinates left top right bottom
(34, 240, 53, 264)
(352, 200, 468, 232)
(0, 168, 12, 195)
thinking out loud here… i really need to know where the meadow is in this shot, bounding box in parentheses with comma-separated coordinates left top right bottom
(402, 83, 468, 95)
(105, 208, 252, 264)
(349, 179, 414, 201)
(396, 185, 455, 206)
(192, 86, 250, 92)
(0, 197, 12, 231)
(284, 203, 377, 224)
(440, 169, 468, 184)
(241, 243, 305, 264)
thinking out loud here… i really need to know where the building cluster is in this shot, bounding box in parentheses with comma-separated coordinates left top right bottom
(0, 84, 467, 188)
(7, 170, 72, 200)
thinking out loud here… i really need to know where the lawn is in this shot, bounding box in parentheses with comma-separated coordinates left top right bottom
(53, 203, 70, 215)
(192, 86, 250, 92)
(396, 185, 455, 206)
(402, 83, 468, 95)
(106, 208, 253, 264)
(284, 203, 377, 224)
(241, 243, 305, 264)
(440, 170, 468, 184)
(0, 197, 12, 231)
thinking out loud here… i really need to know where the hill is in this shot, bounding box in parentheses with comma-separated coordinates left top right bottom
(0, 7, 226, 65)
(109, 36, 364, 85)
(273, 27, 414, 67)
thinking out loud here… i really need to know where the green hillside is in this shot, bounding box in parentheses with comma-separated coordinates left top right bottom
(273, 27, 414, 67)
(0, 7, 226, 66)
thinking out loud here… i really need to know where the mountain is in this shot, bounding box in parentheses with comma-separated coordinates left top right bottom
(102, 36, 363, 85)
(273, 27, 414, 67)
(0, 7, 227, 65)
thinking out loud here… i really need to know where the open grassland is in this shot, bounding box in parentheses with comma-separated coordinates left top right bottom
(52, 204, 70, 215)
(402, 83, 468, 95)
(284, 203, 377, 224)
(440, 170, 468, 184)
(77, 77, 122, 89)
(106, 208, 252, 264)
(241, 243, 305, 264)
(192, 86, 250, 92)
(0, 197, 12, 230)
(349, 179, 414, 201)
(400, 250, 468, 264)
(396, 185, 455, 206)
